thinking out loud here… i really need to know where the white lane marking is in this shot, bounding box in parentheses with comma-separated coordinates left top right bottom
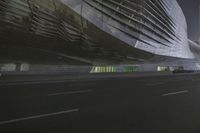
(0, 109, 79, 125)
(69, 83, 96, 87)
(162, 90, 189, 97)
(48, 89, 92, 96)
(146, 82, 164, 86)
(0, 79, 98, 86)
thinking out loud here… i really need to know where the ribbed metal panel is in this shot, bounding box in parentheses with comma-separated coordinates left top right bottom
(0, 0, 83, 42)
(84, 0, 179, 47)
(0, 0, 195, 60)
(0, 0, 31, 29)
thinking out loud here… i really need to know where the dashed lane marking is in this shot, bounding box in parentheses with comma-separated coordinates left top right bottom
(0, 109, 79, 125)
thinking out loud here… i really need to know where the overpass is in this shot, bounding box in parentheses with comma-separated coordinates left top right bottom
(0, 0, 198, 64)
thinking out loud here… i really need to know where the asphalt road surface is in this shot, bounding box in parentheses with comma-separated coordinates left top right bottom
(1, 73, 200, 133)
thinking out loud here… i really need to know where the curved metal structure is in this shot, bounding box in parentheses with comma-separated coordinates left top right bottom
(0, 0, 195, 62)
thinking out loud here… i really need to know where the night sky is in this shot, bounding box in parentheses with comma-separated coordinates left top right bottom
(177, 0, 199, 42)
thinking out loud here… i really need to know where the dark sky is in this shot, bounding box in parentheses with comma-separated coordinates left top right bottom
(177, 0, 199, 42)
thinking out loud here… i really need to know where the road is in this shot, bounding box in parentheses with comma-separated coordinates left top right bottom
(0, 73, 200, 133)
